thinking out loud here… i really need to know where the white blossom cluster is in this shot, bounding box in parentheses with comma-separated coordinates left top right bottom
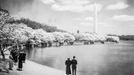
(73, 33, 119, 43)
(0, 9, 9, 24)
(6, 24, 76, 44)
(1, 22, 119, 45)
(106, 36, 120, 42)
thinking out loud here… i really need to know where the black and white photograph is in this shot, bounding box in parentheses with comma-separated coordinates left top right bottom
(0, 0, 134, 75)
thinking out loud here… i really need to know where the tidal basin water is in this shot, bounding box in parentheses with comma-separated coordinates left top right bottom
(26, 41, 134, 75)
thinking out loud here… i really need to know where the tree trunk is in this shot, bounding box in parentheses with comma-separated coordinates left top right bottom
(0, 50, 5, 60)
(0, 44, 5, 60)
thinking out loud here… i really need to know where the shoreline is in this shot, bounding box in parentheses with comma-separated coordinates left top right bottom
(9, 60, 65, 75)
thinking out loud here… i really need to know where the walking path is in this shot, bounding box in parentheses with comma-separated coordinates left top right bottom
(9, 60, 65, 75)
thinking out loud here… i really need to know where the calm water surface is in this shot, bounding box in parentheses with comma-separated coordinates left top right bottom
(26, 41, 134, 75)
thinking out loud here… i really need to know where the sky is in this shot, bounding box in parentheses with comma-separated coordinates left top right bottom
(0, 0, 134, 35)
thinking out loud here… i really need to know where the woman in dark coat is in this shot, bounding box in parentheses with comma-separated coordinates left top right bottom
(10, 46, 19, 63)
(65, 58, 72, 75)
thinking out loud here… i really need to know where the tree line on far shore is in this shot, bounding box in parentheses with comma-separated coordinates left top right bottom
(119, 35, 134, 41)
(108, 34, 134, 41)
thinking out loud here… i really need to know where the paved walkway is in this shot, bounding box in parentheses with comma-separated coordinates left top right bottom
(9, 60, 65, 75)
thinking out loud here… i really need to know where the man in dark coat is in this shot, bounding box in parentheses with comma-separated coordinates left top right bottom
(71, 56, 77, 75)
(17, 45, 26, 71)
(65, 58, 72, 75)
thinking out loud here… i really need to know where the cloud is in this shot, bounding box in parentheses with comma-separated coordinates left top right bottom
(51, 4, 84, 12)
(80, 22, 93, 27)
(80, 22, 91, 25)
(106, 2, 129, 10)
(41, 0, 90, 5)
(58, 3, 102, 12)
(85, 17, 94, 21)
(74, 18, 82, 21)
(113, 15, 134, 21)
(40, 0, 103, 12)
(74, 17, 94, 21)
(59, 0, 90, 5)
(51, 3, 103, 12)
(40, 0, 55, 4)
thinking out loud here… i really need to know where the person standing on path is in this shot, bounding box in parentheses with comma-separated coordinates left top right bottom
(71, 56, 77, 75)
(17, 45, 26, 71)
(8, 55, 14, 70)
(65, 58, 72, 75)
(10, 45, 19, 64)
